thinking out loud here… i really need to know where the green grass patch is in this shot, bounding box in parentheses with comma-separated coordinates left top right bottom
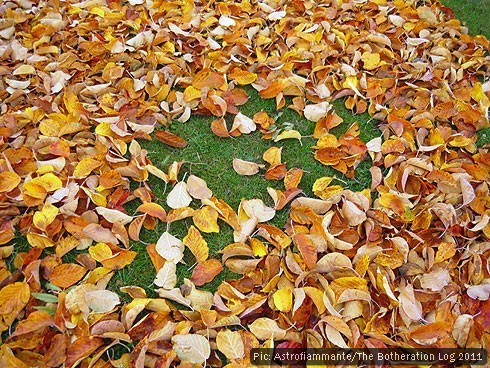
(117, 87, 378, 295)
(441, 0, 490, 39)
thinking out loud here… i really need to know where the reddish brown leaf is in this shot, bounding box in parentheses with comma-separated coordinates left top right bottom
(155, 130, 188, 148)
(65, 336, 104, 368)
(191, 259, 223, 286)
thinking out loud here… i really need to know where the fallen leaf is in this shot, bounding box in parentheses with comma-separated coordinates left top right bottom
(49, 264, 87, 288)
(167, 181, 192, 209)
(191, 259, 223, 286)
(155, 130, 188, 148)
(154, 261, 177, 290)
(172, 334, 211, 364)
(155, 232, 185, 263)
(85, 290, 120, 313)
(233, 158, 260, 176)
(216, 329, 245, 361)
(183, 225, 209, 263)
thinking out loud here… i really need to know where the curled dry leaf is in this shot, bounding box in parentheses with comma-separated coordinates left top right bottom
(187, 175, 212, 200)
(232, 158, 260, 176)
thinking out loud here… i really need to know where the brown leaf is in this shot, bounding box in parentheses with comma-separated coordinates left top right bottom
(65, 336, 104, 368)
(45, 334, 68, 367)
(155, 130, 188, 148)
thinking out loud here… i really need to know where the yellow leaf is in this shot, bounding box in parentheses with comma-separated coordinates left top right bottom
(435, 242, 456, 263)
(193, 206, 220, 233)
(73, 158, 103, 178)
(361, 52, 381, 70)
(81, 187, 107, 207)
(354, 254, 370, 277)
(89, 242, 113, 262)
(229, 68, 257, 85)
(0, 282, 30, 333)
(250, 238, 268, 257)
(183, 86, 201, 102)
(304, 286, 326, 314)
(273, 288, 292, 312)
(26, 232, 55, 248)
(33, 202, 59, 232)
(342, 75, 362, 97)
(262, 147, 282, 166)
(95, 122, 113, 137)
(216, 329, 245, 361)
(183, 226, 209, 263)
(0, 171, 21, 193)
(273, 129, 302, 142)
(29, 173, 62, 192)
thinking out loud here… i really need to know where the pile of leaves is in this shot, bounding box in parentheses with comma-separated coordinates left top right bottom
(0, 0, 489, 366)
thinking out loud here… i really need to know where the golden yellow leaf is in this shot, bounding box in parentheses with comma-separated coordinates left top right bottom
(435, 242, 456, 263)
(361, 52, 382, 70)
(0, 282, 30, 332)
(0, 171, 21, 193)
(33, 202, 59, 232)
(26, 232, 55, 248)
(273, 288, 292, 312)
(73, 158, 103, 179)
(249, 238, 268, 257)
(193, 206, 220, 233)
(262, 147, 282, 166)
(183, 225, 209, 263)
(89, 242, 113, 262)
(229, 68, 257, 85)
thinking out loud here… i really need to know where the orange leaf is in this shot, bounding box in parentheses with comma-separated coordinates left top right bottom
(292, 233, 317, 270)
(265, 164, 287, 181)
(191, 259, 223, 286)
(259, 81, 284, 99)
(11, 310, 53, 337)
(136, 203, 167, 221)
(101, 249, 137, 270)
(284, 168, 303, 190)
(192, 69, 226, 90)
(129, 215, 146, 241)
(211, 118, 231, 138)
(0, 171, 21, 193)
(49, 263, 87, 288)
(65, 336, 104, 368)
(314, 147, 344, 165)
(155, 130, 188, 148)
(229, 68, 257, 85)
